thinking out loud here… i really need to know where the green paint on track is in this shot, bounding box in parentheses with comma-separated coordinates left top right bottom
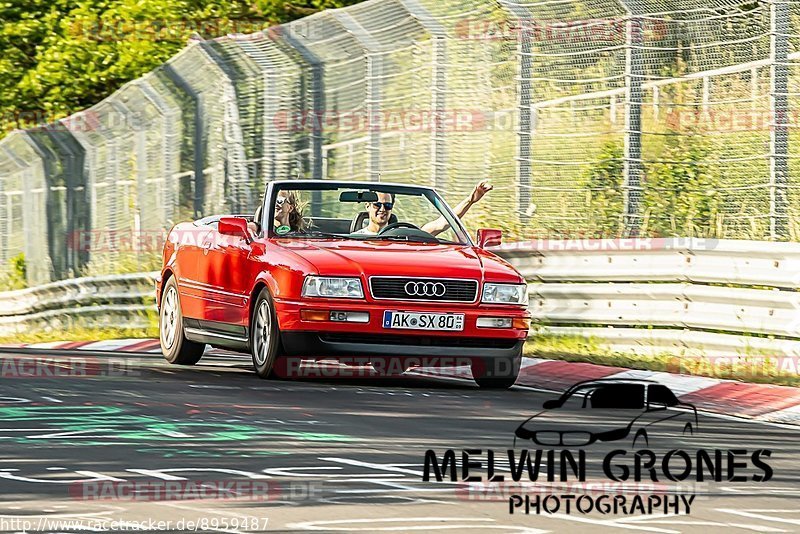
(0, 405, 357, 445)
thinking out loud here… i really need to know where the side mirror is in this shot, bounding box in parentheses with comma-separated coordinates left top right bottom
(219, 217, 252, 243)
(543, 399, 560, 410)
(477, 228, 502, 248)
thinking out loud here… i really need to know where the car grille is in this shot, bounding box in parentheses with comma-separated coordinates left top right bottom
(369, 277, 478, 302)
(319, 333, 518, 349)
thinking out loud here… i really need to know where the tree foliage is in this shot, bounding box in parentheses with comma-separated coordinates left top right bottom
(0, 0, 363, 135)
(584, 140, 625, 238)
(642, 134, 722, 237)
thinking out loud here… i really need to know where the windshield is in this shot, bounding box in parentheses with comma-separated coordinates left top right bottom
(266, 183, 470, 245)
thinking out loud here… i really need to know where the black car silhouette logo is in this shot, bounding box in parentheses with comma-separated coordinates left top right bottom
(514, 379, 698, 448)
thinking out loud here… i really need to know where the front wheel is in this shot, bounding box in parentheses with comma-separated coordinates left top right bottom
(471, 352, 521, 390)
(251, 288, 281, 379)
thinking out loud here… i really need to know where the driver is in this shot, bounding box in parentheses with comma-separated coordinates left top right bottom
(353, 180, 493, 237)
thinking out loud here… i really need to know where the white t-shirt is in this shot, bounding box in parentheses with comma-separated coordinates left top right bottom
(353, 227, 378, 235)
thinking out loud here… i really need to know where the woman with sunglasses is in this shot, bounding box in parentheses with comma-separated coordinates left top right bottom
(248, 190, 306, 236)
(273, 191, 306, 234)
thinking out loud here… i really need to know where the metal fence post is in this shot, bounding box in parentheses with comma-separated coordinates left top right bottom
(108, 100, 145, 239)
(44, 129, 87, 276)
(280, 28, 324, 182)
(2, 140, 47, 285)
(623, 15, 644, 236)
(233, 38, 280, 187)
(197, 42, 252, 213)
(332, 12, 382, 182)
(163, 65, 205, 218)
(498, 0, 533, 225)
(399, 0, 447, 190)
(137, 78, 180, 226)
(770, 0, 789, 240)
(23, 131, 63, 279)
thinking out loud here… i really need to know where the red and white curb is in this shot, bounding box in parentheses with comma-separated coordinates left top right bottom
(4, 339, 800, 426)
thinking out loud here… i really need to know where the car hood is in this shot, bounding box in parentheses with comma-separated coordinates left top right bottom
(271, 239, 522, 282)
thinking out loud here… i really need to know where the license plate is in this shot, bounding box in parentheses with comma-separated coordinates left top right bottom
(382, 311, 464, 331)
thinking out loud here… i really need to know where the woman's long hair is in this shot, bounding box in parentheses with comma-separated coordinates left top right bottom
(284, 191, 307, 232)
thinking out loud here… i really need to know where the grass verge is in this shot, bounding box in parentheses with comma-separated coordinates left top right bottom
(0, 326, 157, 346)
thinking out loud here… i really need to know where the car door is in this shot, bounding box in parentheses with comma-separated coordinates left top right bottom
(174, 223, 213, 320)
(195, 221, 253, 328)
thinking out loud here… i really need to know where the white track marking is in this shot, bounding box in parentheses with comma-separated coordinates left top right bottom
(717, 509, 800, 526)
(77, 340, 145, 351)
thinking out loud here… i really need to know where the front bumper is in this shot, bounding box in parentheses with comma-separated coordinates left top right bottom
(281, 331, 524, 359)
(274, 297, 528, 359)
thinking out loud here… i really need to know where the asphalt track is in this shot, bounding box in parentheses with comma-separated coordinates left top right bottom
(0, 347, 799, 533)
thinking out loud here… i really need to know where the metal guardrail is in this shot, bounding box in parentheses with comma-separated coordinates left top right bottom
(0, 272, 158, 336)
(495, 238, 800, 357)
(4, 241, 800, 357)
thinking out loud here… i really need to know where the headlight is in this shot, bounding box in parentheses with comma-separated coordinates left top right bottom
(302, 276, 364, 299)
(481, 283, 529, 305)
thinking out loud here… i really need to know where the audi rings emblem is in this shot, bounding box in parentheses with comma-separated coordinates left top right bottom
(404, 281, 446, 297)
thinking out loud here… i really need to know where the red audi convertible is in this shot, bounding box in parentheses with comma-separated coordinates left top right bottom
(156, 180, 530, 388)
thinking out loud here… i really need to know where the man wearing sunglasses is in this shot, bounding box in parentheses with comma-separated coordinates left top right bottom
(353, 180, 493, 236)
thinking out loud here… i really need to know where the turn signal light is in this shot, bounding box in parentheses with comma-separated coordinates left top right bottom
(513, 318, 531, 329)
(300, 310, 329, 322)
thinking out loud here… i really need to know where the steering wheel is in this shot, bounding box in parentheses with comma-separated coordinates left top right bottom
(378, 221, 420, 235)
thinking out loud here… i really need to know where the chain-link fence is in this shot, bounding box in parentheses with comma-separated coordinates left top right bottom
(0, 0, 798, 286)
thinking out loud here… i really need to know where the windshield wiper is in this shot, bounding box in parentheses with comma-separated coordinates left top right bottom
(368, 234, 438, 244)
(287, 230, 348, 239)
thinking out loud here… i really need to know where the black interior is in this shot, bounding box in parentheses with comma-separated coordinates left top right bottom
(307, 217, 354, 234)
(250, 204, 399, 235)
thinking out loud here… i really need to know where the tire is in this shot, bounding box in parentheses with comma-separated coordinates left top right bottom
(471, 352, 521, 390)
(160, 277, 205, 365)
(251, 287, 281, 379)
(632, 429, 649, 448)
